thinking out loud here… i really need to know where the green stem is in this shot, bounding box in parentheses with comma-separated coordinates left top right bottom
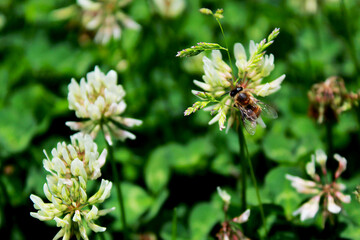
(237, 124, 247, 211)
(325, 122, 333, 157)
(237, 123, 267, 236)
(216, 18, 235, 78)
(104, 137, 128, 236)
(340, 0, 360, 76)
(172, 208, 177, 240)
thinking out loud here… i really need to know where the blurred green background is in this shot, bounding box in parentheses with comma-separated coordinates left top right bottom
(1, 0, 360, 239)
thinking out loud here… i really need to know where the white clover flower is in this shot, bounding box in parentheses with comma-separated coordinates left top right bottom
(78, 0, 140, 45)
(30, 133, 114, 240)
(215, 186, 250, 239)
(217, 208, 251, 239)
(184, 29, 285, 133)
(153, 0, 186, 18)
(308, 76, 359, 124)
(286, 150, 351, 222)
(66, 66, 142, 145)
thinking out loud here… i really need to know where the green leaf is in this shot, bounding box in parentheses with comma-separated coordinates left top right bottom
(340, 196, 360, 239)
(24, 0, 55, 23)
(0, 84, 66, 156)
(263, 131, 297, 163)
(145, 144, 181, 193)
(211, 152, 235, 176)
(143, 189, 169, 222)
(9, 84, 61, 133)
(161, 221, 189, 240)
(105, 182, 154, 228)
(1, 175, 24, 205)
(25, 33, 94, 75)
(25, 166, 47, 197)
(189, 202, 222, 240)
(264, 166, 303, 219)
(176, 42, 226, 57)
(170, 137, 212, 174)
(0, 107, 37, 156)
(0, 67, 8, 106)
(289, 117, 318, 138)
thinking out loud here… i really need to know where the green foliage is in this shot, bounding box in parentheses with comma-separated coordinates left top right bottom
(2, 0, 360, 239)
(145, 144, 174, 194)
(264, 166, 303, 219)
(189, 202, 222, 240)
(0, 107, 37, 156)
(105, 182, 154, 229)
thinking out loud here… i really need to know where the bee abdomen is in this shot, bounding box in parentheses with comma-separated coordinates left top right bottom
(245, 104, 261, 117)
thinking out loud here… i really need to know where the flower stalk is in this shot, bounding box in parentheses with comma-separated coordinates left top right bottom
(215, 14, 234, 75)
(103, 134, 127, 235)
(325, 122, 334, 157)
(238, 122, 267, 236)
(237, 122, 247, 211)
(172, 208, 177, 240)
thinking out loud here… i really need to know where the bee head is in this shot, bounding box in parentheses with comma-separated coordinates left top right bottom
(230, 87, 243, 97)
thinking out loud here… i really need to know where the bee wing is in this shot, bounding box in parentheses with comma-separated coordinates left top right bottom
(238, 106, 257, 135)
(256, 116, 266, 128)
(242, 117, 257, 135)
(257, 101, 278, 119)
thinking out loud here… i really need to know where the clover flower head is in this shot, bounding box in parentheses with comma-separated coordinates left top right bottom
(77, 0, 140, 45)
(286, 150, 351, 222)
(215, 187, 250, 240)
(308, 76, 360, 124)
(153, 0, 186, 18)
(217, 208, 250, 240)
(30, 133, 114, 240)
(183, 28, 285, 133)
(66, 66, 142, 145)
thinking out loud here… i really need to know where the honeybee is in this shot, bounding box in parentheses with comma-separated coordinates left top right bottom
(230, 86, 278, 135)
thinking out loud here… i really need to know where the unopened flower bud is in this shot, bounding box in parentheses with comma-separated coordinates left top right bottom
(217, 186, 231, 205)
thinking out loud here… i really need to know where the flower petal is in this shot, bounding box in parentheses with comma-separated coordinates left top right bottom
(334, 153, 347, 179)
(327, 194, 341, 214)
(293, 195, 320, 221)
(232, 209, 250, 224)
